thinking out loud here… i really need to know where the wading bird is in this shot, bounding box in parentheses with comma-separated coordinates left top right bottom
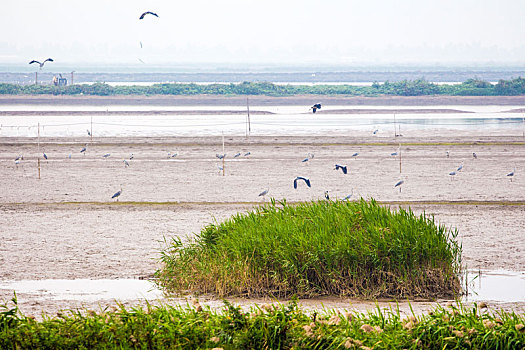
(324, 191, 330, 200)
(233, 152, 241, 158)
(294, 176, 311, 189)
(373, 129, 379, 135)
(258, 188, 269, 200)
(394, 180, 404, 192)
(216, 153, 226, 159)
(43, 152, 48, 160)
(29, 58, 53, 69)
(352, 152, 359, 158)
(130, 153, 134, 160)
(473, 152, 477, 159)
(391, 152, 398, 156)
(80, 146, 87, 154)
(103, 153, 110, 158)
(343, 191, 353, 201)
(334, 164, 347, 174)
(507, 168, 516, 181)
(87, 129, 91, 136)
(446, 151, 450, 158)
(139, 11, 159, 19)
(457, 164, 463, 172)
(123, 160, 130, 167)
(244, 152, 251, 156)
(112, 186, 123, 201)
(310, 103, 322, 113)
(449, 171, 456, 178)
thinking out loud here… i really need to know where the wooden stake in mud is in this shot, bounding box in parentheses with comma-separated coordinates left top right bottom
(222, 132, 225, 176)
(246, 97, 251, 137)
(393, 114, 397, 137)
(90, 116, 93, 143)
(37, 122, 41, 179)
(399, 143, 402, 174)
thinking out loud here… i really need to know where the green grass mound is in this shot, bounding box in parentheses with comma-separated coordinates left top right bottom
(157, 199, 461, 299)
(1, 297, 524, 349)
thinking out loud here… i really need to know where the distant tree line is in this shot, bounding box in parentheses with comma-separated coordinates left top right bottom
(1, 77, 525, 96)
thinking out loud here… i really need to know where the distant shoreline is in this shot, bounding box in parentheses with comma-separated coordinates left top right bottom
(2, 94, 525, 106)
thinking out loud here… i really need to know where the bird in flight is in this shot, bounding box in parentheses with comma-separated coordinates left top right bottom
(310, 103, 322, 113)
(139, 11, 159, 19)
(29, 58, 54, 69)
(294, 176, 311, 189)
(334, 164, 347, 174)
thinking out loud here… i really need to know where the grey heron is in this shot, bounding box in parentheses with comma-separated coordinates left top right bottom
(294, 176, 311, 189)
(334, 164, 347, 174)
(394, 179, 404, 193)
(258, 189, 269, 200)
(139, 11, 159, 19)
(29, 58, 53, 69)
(112, 186, 123, 201)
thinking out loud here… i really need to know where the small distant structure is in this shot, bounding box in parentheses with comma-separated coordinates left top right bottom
(53, 74, 68, 86)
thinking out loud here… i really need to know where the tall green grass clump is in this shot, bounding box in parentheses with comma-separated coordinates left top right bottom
(157, 199, 461, 298)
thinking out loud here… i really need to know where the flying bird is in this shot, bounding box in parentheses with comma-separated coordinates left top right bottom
(334, 164, 347, 174)
(29, 58, 53, 69)
(294, 176, 311, 189)
(310, 103, 322, 113)
(139, 11, 159, 19)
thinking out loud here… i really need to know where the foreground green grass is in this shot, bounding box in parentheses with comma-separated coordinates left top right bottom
(156, 199, 461, 299)
(1, 296, 524, 349)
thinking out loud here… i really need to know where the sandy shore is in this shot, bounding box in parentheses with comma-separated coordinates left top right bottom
(0, 133, 524, 317)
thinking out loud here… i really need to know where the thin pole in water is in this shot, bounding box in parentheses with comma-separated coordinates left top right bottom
(393, 114, 397, 137)
(222, 132, 225, 176)
(398, 143, 402, 174)
(90, 116, 93, 143)
(37, 122, 41, 179)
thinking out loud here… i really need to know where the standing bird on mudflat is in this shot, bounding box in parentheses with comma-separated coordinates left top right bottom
(112, 186, 123, 201)
(29, 58, 53, 69)
(507, 168, 516, 181)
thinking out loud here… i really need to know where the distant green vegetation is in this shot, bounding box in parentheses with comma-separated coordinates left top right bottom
(156, 199, 461, 299)
(1, 77, 525, 96)
(1, 296, 524, 349)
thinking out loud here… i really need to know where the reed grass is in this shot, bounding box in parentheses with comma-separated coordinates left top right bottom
(1, 296, 523, 349)
(156, 199, 462, 298)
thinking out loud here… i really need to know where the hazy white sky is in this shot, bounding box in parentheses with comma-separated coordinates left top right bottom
(2, 0, 525, 66)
